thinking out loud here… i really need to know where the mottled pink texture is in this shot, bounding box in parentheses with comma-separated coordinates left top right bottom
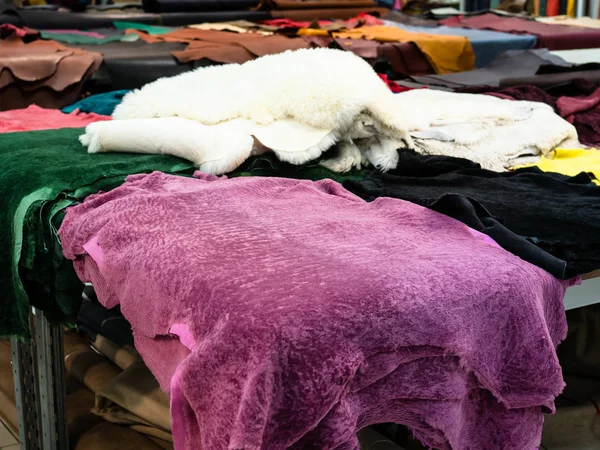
(171, 363, 195, 450)
(466, 227, 502, 249)
(83, 236, 104, 270)
(59, 172, 574, 450)
(0, 105, 110, 133)
(169, 323, 197, 351)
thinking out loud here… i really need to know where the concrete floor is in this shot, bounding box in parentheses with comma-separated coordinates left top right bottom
(541, 401, 600, 450)
(541, 373, 600, 450)
(0, 420, 17, 450)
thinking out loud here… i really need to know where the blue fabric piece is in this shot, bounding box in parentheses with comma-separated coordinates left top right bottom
(376, 0, 396, 6)
(384, 21, 537, 68)
(62, 90, 131, 116)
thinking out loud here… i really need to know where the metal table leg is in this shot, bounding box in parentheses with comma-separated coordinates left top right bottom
(11, 312, 42, 450)
(11, 307, 70, 450)
(34, 309, 68, 450)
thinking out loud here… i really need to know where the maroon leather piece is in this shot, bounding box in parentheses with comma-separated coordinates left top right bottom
(303, 36, 435, 77)
(261, 0, 376, 9)
(304, 34, 434, 76)
(378, 42, 434, 76)
(270, 6, 388, 20)
(441, 13, 600, 51)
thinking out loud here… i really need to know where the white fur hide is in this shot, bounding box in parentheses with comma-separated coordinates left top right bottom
(81, 48, 412, 174)
(80, 49, 580, 174)
(398, 89, 580, 171)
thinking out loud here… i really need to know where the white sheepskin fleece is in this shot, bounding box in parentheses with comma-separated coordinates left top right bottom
(80, 49, 580, 174)
(81, 48, 413, 174)
(397, 89, 580, 171)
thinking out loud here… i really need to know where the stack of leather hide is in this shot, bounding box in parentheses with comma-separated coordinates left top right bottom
(125, 27, 310, 64)
(0, 37, 101, 110)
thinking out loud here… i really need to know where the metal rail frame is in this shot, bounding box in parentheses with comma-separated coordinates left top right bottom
(11, 326, 42, 450)
(11, 308, 69, 450)
(35, 308, 68, 450)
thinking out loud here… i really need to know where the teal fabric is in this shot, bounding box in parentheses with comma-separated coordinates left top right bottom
(62, 90, 131, 116)
(113, 21, 177, 35)
(40, 31, 139, 45)
(0, 128, 195, 339)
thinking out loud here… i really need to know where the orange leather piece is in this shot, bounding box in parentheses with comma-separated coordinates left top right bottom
(334, 25, 475, 74)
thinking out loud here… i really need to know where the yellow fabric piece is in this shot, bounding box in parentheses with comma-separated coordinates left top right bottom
(567, 0, 575, 17)
(332, 25, 475, 74)
(297, 28, 329, 37)
(518, 148, 600, 185)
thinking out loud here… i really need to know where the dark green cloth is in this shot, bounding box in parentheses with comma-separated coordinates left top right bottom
(0, 128, 195, 339)
(1, 128, 364, 339)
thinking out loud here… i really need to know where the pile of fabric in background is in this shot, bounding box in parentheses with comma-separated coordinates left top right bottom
(0, 8, 478, 104)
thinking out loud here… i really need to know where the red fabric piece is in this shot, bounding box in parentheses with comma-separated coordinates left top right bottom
(556, 87, 600, 118)
(0, 105, 110, 133)
(0, 24, 26, 38)
(377, 73, 413, 93)
(547, 0, 560, 16)
(262, 13, 383, 29)
(440, 13, 600, 50)
(344, 12, 384, 28)
(261, 18, 333, 28)
(555, 87, 600, 143)
(0, 24, 38, 40)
